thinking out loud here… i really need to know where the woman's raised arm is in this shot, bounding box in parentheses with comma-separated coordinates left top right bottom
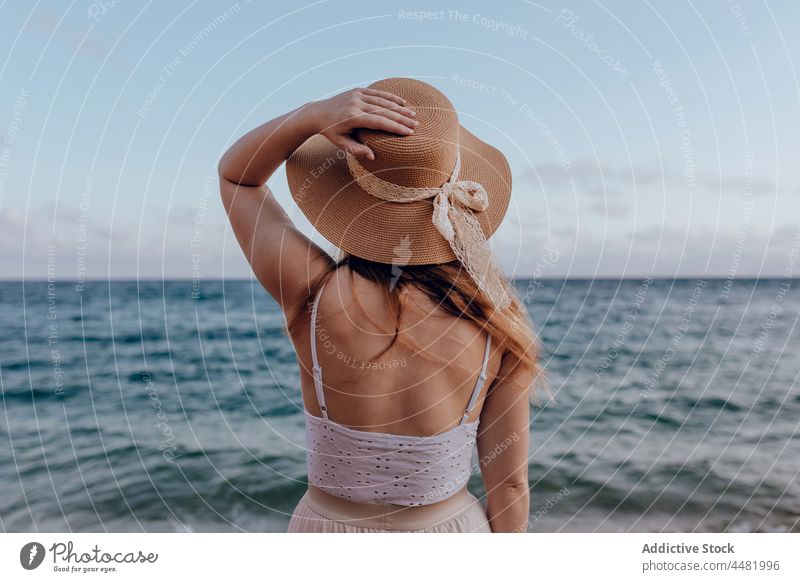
(218, 88, 417, 308)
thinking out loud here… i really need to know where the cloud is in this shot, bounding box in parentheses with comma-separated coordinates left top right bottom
(491, 156, 800, 278)
(518, 159, 791, 210)
(3, 185, 799, 280)
(495, 221, 800, 279)
(27, 12, 132, 73)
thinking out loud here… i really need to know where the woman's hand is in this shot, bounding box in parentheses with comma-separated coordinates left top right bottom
(306, 88, 418, 161)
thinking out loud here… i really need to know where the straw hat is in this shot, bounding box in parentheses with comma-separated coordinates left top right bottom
(287, 77, 512, 307)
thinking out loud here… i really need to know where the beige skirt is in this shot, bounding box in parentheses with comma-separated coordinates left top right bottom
(288, 486, 492, 533)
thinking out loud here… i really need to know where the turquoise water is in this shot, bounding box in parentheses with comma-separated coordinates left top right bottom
(0, 279, 798, 532)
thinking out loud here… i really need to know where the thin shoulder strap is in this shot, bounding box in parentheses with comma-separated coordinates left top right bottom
(309, 284, 328, 419)
(461, 334, 492, 425)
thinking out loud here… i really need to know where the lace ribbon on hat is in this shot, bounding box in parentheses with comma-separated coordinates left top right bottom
(345, 152, 511, 309)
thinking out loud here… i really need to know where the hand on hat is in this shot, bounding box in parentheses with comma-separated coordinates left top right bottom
(308, 88, 418, 162)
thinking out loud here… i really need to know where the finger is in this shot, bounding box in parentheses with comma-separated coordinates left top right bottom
(357, 113, 415, 135)
(333, 134, 374, 161)
(361, 88, 407, 106)
(362, 104, 418, 129)
(361, 95, 416, 118)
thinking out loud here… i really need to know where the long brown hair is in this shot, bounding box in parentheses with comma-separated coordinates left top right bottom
(287, 254, 546, 399)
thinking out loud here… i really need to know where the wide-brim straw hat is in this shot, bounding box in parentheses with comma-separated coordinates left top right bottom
(287, 77, 513, 306)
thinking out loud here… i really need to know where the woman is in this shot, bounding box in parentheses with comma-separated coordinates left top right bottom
(218, 77, 542, 533)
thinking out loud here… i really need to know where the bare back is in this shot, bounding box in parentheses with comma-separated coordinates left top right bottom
(290, 267, 500, 437)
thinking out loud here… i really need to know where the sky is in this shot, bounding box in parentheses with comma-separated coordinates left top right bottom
(0, 0, 799, 280)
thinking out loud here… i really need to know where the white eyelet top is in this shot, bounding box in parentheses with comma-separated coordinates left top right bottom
(303, 285, 491, 506)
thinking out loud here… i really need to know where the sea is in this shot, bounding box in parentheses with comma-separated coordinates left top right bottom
(0, 278, 798, 532)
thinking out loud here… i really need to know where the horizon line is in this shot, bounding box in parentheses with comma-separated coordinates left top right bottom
(0, 276, 795, 283)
